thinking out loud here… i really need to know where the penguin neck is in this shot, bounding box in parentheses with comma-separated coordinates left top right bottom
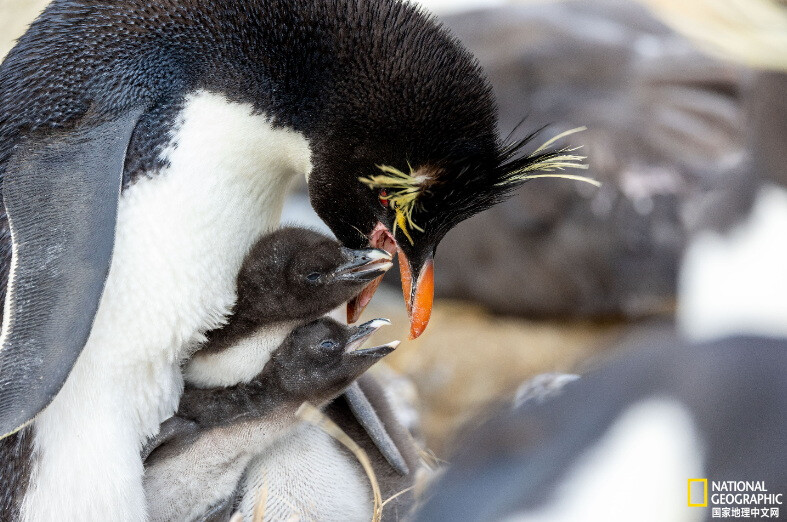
(178, 371, 295, 429)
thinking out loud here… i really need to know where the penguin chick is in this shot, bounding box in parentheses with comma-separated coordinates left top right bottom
(182, 225, 411, 488)
(143, 317, 398, 522)
(185, 227, 392, 388)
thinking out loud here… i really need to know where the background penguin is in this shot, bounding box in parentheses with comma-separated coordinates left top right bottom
(413, 332, 787, 522)
(0, 0, 587, 518)
(143, 317, 399, 522)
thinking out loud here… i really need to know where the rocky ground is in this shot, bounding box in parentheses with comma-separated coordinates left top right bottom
(363, 289, 622, 455)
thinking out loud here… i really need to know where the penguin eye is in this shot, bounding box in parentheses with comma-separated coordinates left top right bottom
(306, 272, 321, 282)
(378, 189, 389, 207)
(319, 340, 337, 350)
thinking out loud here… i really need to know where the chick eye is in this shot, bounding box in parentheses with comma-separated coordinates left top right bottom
(306, 272, 321, 282)
(319, 340, 337, 350)
(378, 189, 389, 207)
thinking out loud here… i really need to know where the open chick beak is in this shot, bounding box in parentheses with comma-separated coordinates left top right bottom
(398, 252, 434, 340)
(345, 318, 400, 357)
(347, 277, 385, 324)
(335, 248, 393, 282)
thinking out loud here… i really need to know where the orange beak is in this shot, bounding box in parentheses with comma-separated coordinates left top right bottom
(346, 223, 434, 339)
(398, 251, 434, 339)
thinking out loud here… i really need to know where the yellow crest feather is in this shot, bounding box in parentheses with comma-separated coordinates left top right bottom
(498, 126, 599, 187)
(358, 127, 596, 245)
(359, 164, 425, 245)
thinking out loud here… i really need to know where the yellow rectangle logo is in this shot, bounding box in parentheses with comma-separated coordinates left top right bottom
(688, 478, 708, 507)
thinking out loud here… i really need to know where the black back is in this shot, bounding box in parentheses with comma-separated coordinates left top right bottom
(0, 0, 547, 283)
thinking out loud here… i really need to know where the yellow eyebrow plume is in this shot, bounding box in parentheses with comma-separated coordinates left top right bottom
(498, 127, 599, 187)
(358, 127, 595, 245)
(359, 164, 425, 245)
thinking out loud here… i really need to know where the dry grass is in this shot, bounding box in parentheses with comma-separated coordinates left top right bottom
(298, 402, 433, 522)
(252, 475, 269, 522)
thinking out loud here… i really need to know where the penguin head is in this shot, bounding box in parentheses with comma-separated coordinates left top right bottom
(270, 317, 398, 403)
(302, 1, 589, 339)
(234, 227, 393, 324)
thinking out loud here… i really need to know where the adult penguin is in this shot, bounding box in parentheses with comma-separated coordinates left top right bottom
(0, 0, 587, 519)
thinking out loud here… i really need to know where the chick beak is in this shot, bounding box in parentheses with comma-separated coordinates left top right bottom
(398, 252, 434, 340)
(345, 318, 397, 356)
(347, 278, 384, 324)
(346, 223, 435, 339)
(334, 248, 393, 282)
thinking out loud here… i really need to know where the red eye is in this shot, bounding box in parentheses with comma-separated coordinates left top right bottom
(378, 189, 389, 207)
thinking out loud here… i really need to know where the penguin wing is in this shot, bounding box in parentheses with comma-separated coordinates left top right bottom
(345, 379, 411, 476)
(0, 108, 144, 438)
(195, 481, 244, 522)
(142, 416, 201, 462)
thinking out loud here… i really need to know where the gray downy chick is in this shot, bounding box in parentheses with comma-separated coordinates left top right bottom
(143, 317, 398, 522)
(184, 226, 392, 388)
(182, 225, 411, 478)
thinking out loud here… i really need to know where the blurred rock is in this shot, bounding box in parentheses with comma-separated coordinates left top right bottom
(425, 0, 769, 319)
(749, 71, 787, 188)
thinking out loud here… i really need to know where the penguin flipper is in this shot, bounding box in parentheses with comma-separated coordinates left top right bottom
(195, 496, 237, 522)
(141, 416, 201, 461)
(196, 478, 245, 522)
(345, 380, 410, 476)
(0, 108, 144, 438)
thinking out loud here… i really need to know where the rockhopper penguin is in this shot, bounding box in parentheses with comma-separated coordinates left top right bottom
(143, 317, 399, 522)
(0, 0, 587, 519)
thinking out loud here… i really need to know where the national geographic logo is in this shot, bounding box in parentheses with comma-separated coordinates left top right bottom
(689, 479, 708, 507)
(689, 479, 783, 519)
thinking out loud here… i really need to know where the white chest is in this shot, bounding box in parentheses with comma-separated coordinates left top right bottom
(22, 90, 312, 522)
